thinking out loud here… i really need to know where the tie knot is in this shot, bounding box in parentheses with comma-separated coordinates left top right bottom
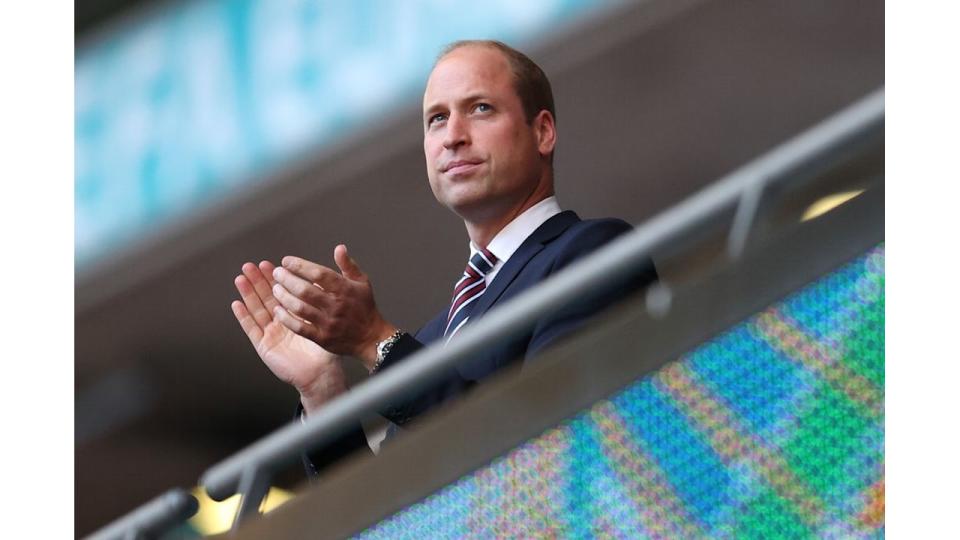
(467, 248, 498, 277)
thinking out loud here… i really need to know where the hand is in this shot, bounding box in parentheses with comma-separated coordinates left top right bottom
(270, 244, 397, 370)
(231, 260, 348, 415)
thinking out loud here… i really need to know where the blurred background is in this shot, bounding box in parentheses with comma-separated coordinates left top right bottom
(75, 0, 883, 535)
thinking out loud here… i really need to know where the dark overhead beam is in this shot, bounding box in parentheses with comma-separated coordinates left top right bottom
(76, 0, 157, 37)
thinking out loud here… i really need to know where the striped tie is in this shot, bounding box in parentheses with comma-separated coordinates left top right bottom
(444, 247, 498, 341)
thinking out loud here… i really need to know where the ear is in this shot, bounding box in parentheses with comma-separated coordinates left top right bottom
(532, 110, 557, 158)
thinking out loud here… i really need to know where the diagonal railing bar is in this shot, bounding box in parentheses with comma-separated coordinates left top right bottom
(84, 488, 198, 540)
(196, 87, 883, 530)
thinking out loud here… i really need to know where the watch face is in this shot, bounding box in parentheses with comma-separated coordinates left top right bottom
(376, 331, 403, 362)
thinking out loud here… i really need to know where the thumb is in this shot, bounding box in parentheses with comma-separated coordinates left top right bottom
(334, 244, 365, 280)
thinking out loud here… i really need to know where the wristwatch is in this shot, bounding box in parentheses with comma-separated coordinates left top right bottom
(372, 330, 404, 374)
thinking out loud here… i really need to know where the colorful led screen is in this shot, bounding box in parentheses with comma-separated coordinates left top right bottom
(357, 244, 885, 538)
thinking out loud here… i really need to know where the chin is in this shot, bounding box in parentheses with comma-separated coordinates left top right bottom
(447, 195, 514, 224)
(439, 182, 487, 208)
(445, 198, 486, 219)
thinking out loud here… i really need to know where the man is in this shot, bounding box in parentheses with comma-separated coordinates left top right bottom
(231, 40, 656, 467)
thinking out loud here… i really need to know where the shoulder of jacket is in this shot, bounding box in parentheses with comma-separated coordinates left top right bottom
(540, 217, 632, 267)
(562, 216, 633, 239)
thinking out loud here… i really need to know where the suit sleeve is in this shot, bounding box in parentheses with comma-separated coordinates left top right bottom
(296, 333, 433, 477)
(300, 331, 473, 477)
(527, 220, 658, 357)
(374, 333, 475, 427)
(296, 401, 370, 479)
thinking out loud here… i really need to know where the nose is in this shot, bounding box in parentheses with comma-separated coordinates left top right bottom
(442, 112, 469, 149)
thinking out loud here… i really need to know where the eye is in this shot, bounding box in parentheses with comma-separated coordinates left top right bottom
(474, 103, 492, 113)
(427, 113, 447, 127)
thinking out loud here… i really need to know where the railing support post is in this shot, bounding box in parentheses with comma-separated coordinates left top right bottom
(232, 466, 272, 531)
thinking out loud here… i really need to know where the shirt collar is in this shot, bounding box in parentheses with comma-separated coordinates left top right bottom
(468, 196, 562, 264)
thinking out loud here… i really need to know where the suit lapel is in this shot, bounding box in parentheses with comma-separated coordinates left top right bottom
(470, 211, 581, 319)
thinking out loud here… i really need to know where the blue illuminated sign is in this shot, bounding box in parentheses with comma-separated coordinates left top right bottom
(75, 0, 616, 265)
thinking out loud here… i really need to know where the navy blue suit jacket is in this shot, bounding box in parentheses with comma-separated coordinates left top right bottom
(376, 210, 657, 425)
(303, 210, 657, 473)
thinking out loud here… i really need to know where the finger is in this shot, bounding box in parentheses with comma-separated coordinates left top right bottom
(334, 244, 365, 281)
(273, 281, 326, 322)
(235, 273, 272, 328)
(274, 305, 322, 342)
(258, 260, 277, 285)
(231, 300, 264, 346)
(256, 261, 319, 327)
(280, 256, 343, 291)
(256, 260, 285, 313)
(273, 266, 333, 309)
(243, 262, 281, 313)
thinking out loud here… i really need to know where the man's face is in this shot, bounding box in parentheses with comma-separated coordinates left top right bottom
(422, 46, 551, 222)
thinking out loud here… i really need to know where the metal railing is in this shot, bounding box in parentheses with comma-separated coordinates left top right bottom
(87, 87, 883, 539)
(84, 489, 198, 540)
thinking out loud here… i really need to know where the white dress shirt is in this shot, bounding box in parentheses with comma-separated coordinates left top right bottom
(467, 196, 563, 285)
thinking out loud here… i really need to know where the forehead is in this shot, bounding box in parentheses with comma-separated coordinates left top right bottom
(423, 46, 516, 108)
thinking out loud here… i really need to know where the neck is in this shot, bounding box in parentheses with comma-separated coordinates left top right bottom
(464, 183, 554, 248)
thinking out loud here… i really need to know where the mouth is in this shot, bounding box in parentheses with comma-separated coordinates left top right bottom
(442, 160, 483, 175)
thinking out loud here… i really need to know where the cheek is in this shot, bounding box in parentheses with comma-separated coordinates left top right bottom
(423, 138, 435, 162)
(426, 169, 439, 192)
(491, 125, 527, 162)
(423, 139, 439, 178)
